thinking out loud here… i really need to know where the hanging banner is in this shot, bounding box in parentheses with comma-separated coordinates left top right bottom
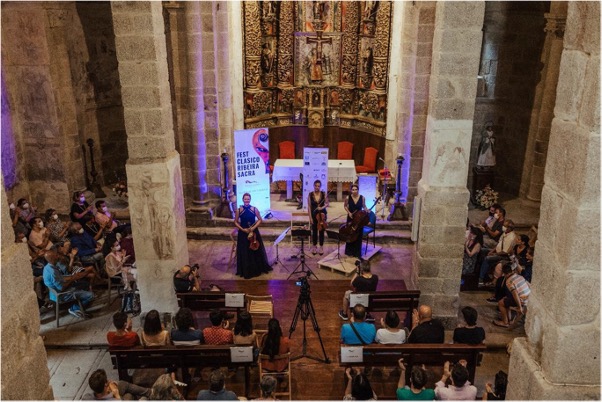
(302, 147, 329, 211)
(234, 128, 271, 215)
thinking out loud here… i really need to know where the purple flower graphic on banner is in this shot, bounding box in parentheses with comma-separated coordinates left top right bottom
(252, 128, 270, 174)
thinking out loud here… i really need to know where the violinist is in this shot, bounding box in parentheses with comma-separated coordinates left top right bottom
(308, 180, 329, 255)
(234, 193, 272, 279)
(344, 183, 367, 258)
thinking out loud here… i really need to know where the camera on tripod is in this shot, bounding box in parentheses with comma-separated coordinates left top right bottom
(295, 271, 311, 291)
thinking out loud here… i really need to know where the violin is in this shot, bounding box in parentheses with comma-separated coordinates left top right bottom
(317, 211, 327, 231)
(247, 231, 260, 251)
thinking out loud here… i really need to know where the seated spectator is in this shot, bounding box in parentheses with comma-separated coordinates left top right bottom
(233, 311, 257, 346)
(94, 200, 119, 232)
(462, 226, 483, 275)
(197, 369, 238, 400)
(486, 259, 511, 304)
(70, 191, 95, 229)
(483, 370, 508, 400)
(69, 222, 105, 272)
(171, 307, 204, 345)
(87, 368, 150, 400)
(493, 263, 531, 328)
(407, 305, 444, 344)
(150, 373, 183, 400)
(453, 306, 485, 344)
(256, 375, 278, 401)
(28, 217, 53, 252)
(107, 311, 140, 347)
(53, 241, 98, 291)
(260, 318, 290, 372)
(512, 234, 530, 267)
(203, 309, 234, 345)
(12, 198, 37, 237)
(140, 309, 170, 346)
(339, 260, 378, 321)
(517, 247, 534, 283)
(45, 208, 69, 243)
(477, 206, 505, 248)
(479, 219, 518, 285)
(105, 238, 136, 291)
(435, 360, 477, 400)
(396, 358, 435, 400)
(42, 250, 94, 320)
(375, 310, 407, 344)
(119, 226, 136, 265)
(340, 304, 376, 345)
(173, 264, 201, 292)
(343, 367, 377, 400)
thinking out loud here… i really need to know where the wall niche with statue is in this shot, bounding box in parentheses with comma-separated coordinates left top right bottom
(242, 1, 392, 138)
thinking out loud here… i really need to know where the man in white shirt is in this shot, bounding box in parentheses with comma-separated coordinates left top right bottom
(479, 219, 518, 284)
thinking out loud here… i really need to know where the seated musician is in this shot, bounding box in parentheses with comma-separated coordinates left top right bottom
(344, 183, 367, 258)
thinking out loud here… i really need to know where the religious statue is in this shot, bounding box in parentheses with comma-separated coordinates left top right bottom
(363, 1, 377, 21)
(362, 46, 374, 77)
(261, 42, 274, 74)
(476, 125, 496, 169)
(312, 1, 325, 21)
(306, 48, 323, 82)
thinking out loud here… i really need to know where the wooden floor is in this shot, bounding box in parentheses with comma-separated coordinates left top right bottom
(183, 279, 408, 400)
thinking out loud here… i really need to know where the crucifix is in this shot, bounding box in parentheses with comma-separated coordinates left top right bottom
(306, 31, 332, 82)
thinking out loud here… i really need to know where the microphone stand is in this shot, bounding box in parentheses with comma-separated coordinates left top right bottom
(378, 158, 389, 221)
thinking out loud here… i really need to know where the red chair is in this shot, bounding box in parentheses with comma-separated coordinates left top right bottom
(356, 147, 378, 173)
(279, 141, 296, 159)
(337, 141, 354, 160)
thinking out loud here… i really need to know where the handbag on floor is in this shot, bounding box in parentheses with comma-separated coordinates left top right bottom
(121, 290, 141, 316)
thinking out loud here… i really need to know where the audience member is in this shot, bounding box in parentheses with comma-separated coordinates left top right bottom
(478, 206, 505, 248)
(340, 304, 376, 345)
(69, 222, 105, 272)
(53, 241, 98, 291)
(479, 219, 518, 285)
(255, 375, 278, 400)
(407, 305, 444, 344)
(105, 238, 136, 291)
(343, 367, 377, 400)
(233, 311, 257, 346)
(483, 370, 508, 400)
(45, 208, 69, 243)
(173, 265, 201, 292)
(28, 217, 53, 251)
(70, 191, 95, 229)
(119, 226, 136, 264)
(260, 318, 290, 372)
(149, 373, 183, 400)
(107, 311, 140, 347)
(517, 247, 533, 283)
(339, 260, 378, 321)
(396, 358, 435, 400)
(453, 306, 485, 344)
(140, 309, 171, 346)
(375, 310, 406, 344)
(512, 234, 530, 267)
(197, 369, 238, 400)
(87, 368, 150, 400)
(493, 263, 531, 328)
(486, 260, 511, 304)
(42, 250, 94, 319)
(12, 198, 37, 236)
(462, 226, 483, 275)
(171, 307, 204, 345)
(434, 360, 477, 400)
(203, 309, 234, 345)
(94, 200, 119, 232)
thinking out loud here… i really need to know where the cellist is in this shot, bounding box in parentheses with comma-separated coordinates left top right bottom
(308, 179, 329, 255)
(344, 183, 368, 257)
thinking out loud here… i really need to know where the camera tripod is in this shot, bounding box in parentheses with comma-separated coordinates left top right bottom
(288, 274, 330, 364)
(287, 230, 318, 280)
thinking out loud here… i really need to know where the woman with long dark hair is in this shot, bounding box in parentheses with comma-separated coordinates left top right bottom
(344, 183, 367, 258)
(234, 193, 271, 279)
(463, 226, 483, 275)
(233, 311, 257, 346)
(260, 318, 290, 372)
(308, 180, 329, 255)
(140, 309, 170, 346)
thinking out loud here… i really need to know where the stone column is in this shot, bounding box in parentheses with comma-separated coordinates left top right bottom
(523, 2, 567, 201)
(111, 2, 188, 313)
(414, 2, 484, 326)
(507, 2, 600, 399)
(1, 178, 54, 400)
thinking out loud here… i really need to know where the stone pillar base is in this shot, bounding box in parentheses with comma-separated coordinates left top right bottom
(507, 338, 600, 400)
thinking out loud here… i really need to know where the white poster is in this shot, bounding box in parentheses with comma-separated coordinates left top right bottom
(302, 147, 329, 211)
(234, 128, 271, 215)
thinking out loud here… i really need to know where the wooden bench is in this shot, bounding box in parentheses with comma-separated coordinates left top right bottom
(176, 291, 245, 313)
(339, 343, 486, 385)
(109, 345, 256, 398)
(351, 289, 420, 328)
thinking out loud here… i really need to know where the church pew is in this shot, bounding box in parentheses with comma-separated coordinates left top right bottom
(350, 289, 420, 328)
(109, 345, 255, 398)
(176, 291, 245, 313)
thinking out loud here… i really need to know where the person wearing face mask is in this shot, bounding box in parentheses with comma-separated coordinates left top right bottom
(105, 240, 136, 291)
(70, 191, 95, 230)
(94, 200, 119, 232)
(28, 217, 54, 252)
(69, 222, 106, 274)
(12, 198, 37, 237)
(478, 207, 505, 248)
(479, 219, 518, 285)
(45, 208, 70, 243)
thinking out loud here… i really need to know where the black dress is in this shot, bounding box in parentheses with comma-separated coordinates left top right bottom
(236, 206, 271, 279)
(309, 191, 327, 246)
(345, 195, 366, 258)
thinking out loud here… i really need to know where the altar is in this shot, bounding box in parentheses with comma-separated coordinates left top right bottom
(272, 159, 356, 200)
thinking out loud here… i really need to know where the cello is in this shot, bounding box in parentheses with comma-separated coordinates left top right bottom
(339, 196, 380, 243)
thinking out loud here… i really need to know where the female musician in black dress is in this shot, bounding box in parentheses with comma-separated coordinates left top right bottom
(308, 180, 329, 255)
(234, 193, 271, 279)
(344, 183, 367, 258)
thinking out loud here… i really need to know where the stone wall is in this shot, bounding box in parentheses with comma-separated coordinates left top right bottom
(507, 1, 600, 399)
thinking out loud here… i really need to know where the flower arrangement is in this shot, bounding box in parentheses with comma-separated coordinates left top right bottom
(475, 185, 498, 209)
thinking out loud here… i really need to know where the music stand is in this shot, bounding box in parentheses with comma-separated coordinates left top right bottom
(287, 228, 318, 280)
(272, 227, 290, 271)
(326, 230, 345, 262)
